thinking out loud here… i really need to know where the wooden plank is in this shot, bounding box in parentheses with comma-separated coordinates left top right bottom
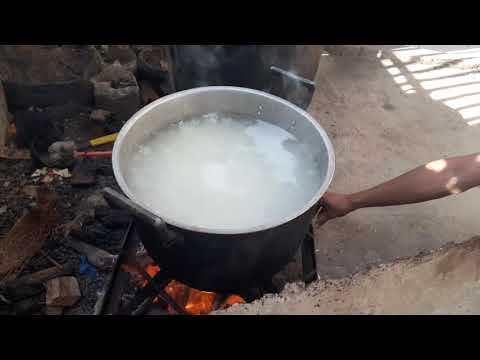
(0, 188, 58, 284)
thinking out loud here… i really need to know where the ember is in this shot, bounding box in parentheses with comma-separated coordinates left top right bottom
(164, 280, 245, 315)
(124, 258, 245, 315)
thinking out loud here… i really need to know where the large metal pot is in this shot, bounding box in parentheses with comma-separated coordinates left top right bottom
(107, 86, 335, 294)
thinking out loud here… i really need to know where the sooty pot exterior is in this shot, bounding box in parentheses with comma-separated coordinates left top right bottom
(136, 206, 317, 294)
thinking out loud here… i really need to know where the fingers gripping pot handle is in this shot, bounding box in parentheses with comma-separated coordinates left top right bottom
(102, 187, 184, 249)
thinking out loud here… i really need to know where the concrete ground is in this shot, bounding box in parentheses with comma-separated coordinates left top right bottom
(308, 45, 480, 279)
(217, 237, 480, 315)
(214, 45, 480, 315)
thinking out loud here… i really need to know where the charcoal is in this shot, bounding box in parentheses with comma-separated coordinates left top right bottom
(86, 223, 110, 239)
(94, 206, 112, 219)
(14, 293, 45, 315)
(6, 283, 45, 302)
(96, 164, 114, 176)
(105, 229, 126, 244)
(96, 209, 131, 228)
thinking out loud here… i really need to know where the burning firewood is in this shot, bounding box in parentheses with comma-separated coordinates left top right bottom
(0, 187, 58, 285)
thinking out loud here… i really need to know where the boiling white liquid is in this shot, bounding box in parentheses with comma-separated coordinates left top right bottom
(125, 113, 322, 230)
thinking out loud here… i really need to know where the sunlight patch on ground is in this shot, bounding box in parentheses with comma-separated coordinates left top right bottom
(429, 83, 480, 101)
(378, 46, 480, 127)
(444, 94, 480, 109)
(420, 73, 480, 91)
(410, 67, 471, 80)
(467, 119, 480, 126)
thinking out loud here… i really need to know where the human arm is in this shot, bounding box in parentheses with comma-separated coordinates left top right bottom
(316, 153, 480, 225)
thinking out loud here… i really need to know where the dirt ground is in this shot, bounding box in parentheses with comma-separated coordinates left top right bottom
(217, 236, 480, 315)
(310, 45, 480, 279)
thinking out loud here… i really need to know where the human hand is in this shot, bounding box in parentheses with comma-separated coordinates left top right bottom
(316, 192, 355, 226)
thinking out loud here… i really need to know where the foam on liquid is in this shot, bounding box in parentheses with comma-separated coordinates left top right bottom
(125, 113, 322, 230)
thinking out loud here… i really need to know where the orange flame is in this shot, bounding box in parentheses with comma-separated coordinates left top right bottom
(220, 295, 246, 309)
(123, 256, 245, 314)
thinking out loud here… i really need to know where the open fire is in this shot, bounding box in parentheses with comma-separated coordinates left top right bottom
(122, 255, 246, 315)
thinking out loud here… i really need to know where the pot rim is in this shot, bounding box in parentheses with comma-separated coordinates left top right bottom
(112, 86, 335, 235)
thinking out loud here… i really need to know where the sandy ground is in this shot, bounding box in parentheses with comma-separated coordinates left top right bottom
(310, 45, 480, 279)
(217, 236, 480, 315)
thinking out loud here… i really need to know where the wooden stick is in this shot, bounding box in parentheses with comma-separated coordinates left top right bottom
(39, 249, 63, 269)
(66, 238, 117, 270)
(5, 262, 74, 288)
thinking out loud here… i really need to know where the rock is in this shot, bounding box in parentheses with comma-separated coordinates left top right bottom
(92, 62, 140, 122)
(0, 45, 102, 108)
(94, 61, 137, 87)
(90, 109, 112, 124)
(45, 276, 81, 307)
(104, 45, 137, 74)
(0, 81, 9, 146)
(0, 45, 101, 108)
(0, 45, 102, 84)
(48, 141, 76, 169)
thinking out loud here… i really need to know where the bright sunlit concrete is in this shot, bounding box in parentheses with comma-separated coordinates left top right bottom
(377, 45, 480, 126)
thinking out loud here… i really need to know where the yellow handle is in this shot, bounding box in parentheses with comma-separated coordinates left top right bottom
(89, 133, 118, 147)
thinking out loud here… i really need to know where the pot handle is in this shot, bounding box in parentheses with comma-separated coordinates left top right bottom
(269, 66, 316, 110)
(102, 187, 183, 249)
